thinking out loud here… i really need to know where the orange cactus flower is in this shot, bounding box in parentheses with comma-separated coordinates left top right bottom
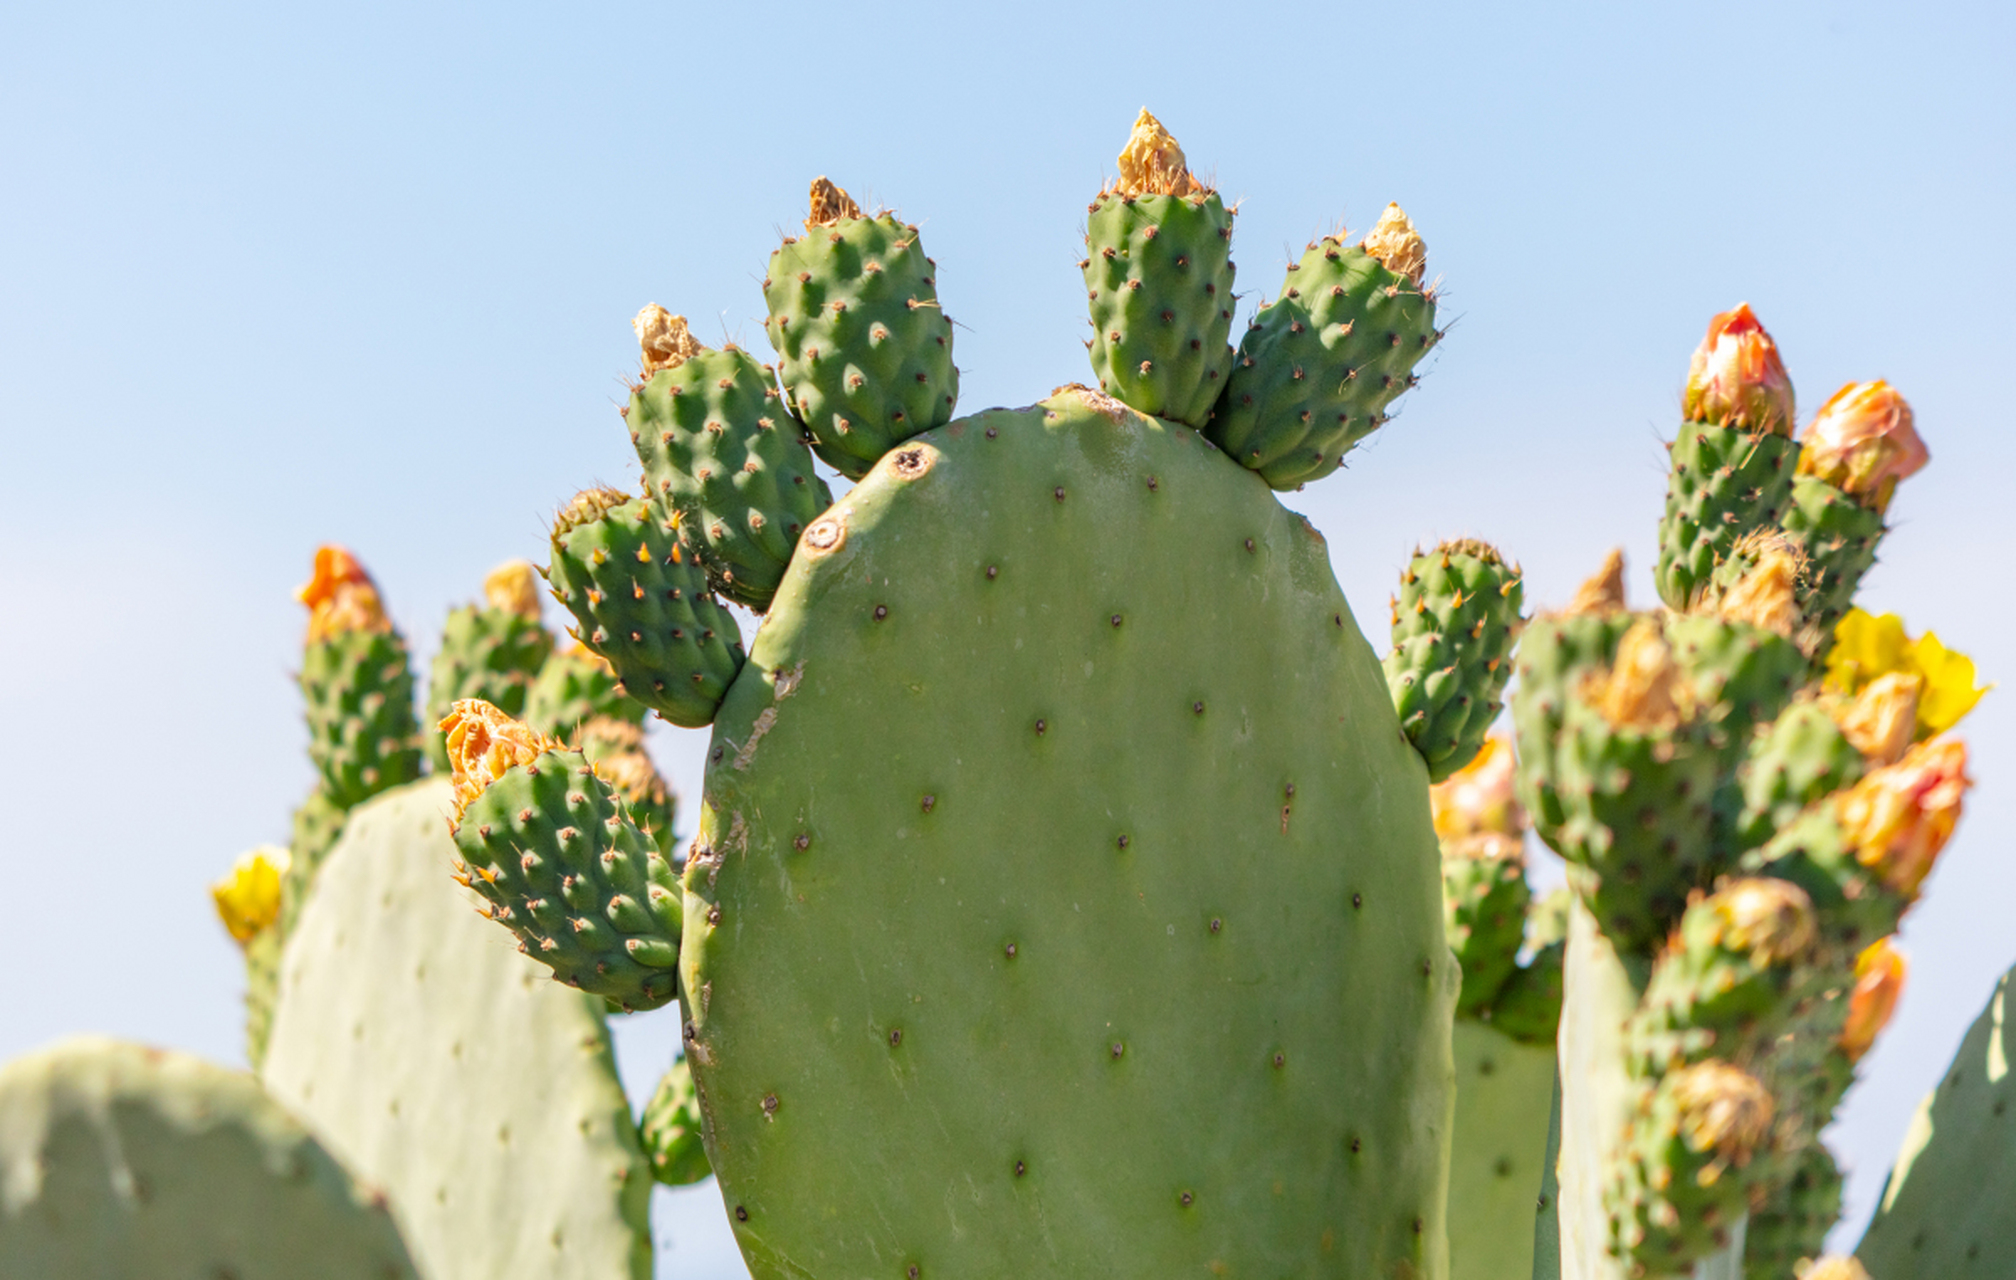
(297, 545, 390, 644)
(1839, 937, 1907, 1062)
(1836, 738, 1972, 899)
(1798, 381, 1929, 511)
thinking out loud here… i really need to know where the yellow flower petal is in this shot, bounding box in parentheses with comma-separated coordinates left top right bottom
(1825, 609, 1988, 738)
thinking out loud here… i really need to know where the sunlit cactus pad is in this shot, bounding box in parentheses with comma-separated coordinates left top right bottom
(0, 1037, 418, 1280)
(261, 779, 653, 1280)
(682, 387, 1455, 1277)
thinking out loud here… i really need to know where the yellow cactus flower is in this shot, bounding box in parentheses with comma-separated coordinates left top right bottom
(1361, 204, 1428, 287)
(1825, 608, 1988, 738)
(211, 845, 289, 946)
(297, 545, 391, 644)
(482, 559, 543, 619)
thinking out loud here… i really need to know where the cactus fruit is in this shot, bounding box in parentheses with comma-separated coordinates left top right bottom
(1610, 1059, 1775, 1261)
(577, 715, 678, 852)
(296, 546, 424, 808)
(625, 306, 833, 610)
(678, 387, 1455, 1277)
(1853, 959, 2016, 1274)
(1082, 109, 1236, 427)
(1655, 305, 1800, 610)
(0, 1037, 419, 1278)
(261, 778, 653, 1280)
(441, 699, 683, 1011)
(545, 487, 745, 728)
(1386, 539, 1525, 781)
(524, 639, 647, 741)
(423, 559, 554, 771)
(640, 1056, 712, 1187)
(1207, 202, 1439, 488)
(762, 178, 958, 478)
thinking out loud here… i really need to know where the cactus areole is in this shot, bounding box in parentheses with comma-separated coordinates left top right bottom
(681, 387, 1456, 1277)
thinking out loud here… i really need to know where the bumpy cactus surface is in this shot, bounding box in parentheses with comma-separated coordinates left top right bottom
(0, 1037, 418, 1278)
(261, 779, 653, 1280)
(423, 559, 553, 771)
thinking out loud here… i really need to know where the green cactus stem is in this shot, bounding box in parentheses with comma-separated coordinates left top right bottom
(545, 487, 744, 728)
(762, 177, 958, 478)
(524, 641, 647, 742)
(1082, 109, 1236, 427)
(1385, 538, 1525, 781)
(1206, 203, 1439, 488)
(626, 306, 833, 610)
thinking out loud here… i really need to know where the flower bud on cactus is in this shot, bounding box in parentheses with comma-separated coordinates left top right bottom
(424, 559, 555, 772)
(1114, 107, 1200, 198)
(1582, 618, 1696, 731)
(1711, 543, 1807, 640)
(1682, 303, 1795, 436)
(1797, 381, 1929, 512)
(484, 559, 542, 616)
(1431, 735, 1523, 840)
(1799, 1260, 1871, 1280)
(299, 545, 389, 643)
(1831, 671, 1922, 767)
(1634, 879, 1816, 1072)
(1565, 547, 1628, 616)
(1839, 936, 1906, 1062)
(442, 698, 684, 1011)
(1836, 738, 1971, 898)
(1361, 203, 1428, 287)
(212, 845, 289, 946)
(1611, 1059, 1774, 1262)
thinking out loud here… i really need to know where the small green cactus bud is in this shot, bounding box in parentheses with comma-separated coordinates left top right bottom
(1634, 878, 1817, 1072)
(545, 488, 745, 728)
(640, 1057, 712, 1187)
(1385, 539, 1525, 781)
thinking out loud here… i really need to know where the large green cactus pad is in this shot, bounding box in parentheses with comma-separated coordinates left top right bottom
(1856, 959, 2016, 1275)
(0, 1037, 418, 1280)
(1447, 1020, 1555, 1280)
(683, 388, 1456, 1278)
(261, 779, 652, 1280)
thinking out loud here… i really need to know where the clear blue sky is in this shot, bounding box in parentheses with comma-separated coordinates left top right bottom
(4, 1, 2011, 1265)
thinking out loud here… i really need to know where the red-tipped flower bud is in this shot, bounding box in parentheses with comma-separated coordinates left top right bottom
(1839, 937, 1906, 1062)
(1798, 381, 1929, 511)
(1837, 738, 1972, 898)
(1683, 304, 1796, 435)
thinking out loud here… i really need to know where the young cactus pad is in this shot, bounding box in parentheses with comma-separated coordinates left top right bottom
(0, 1037, 418, 1279)
(681, 387, 1456, 1277)
(260, 779, 652, 1280)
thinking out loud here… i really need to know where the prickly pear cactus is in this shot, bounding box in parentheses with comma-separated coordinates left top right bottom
(524, 640, 647, 741)
(1854, 958, 2016, 1275)
(679, 387, 1454, 1277)
(261, 779, 653, 1280)
(640, 1056, 712, 1187)
(0, 1037, 418, 1279)
(296, 546, 424, 808)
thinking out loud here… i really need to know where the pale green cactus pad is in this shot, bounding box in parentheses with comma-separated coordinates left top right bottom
(1856, 959, 2016, 1275)
(0, 1036, 418, 1280)
(1447, 1020, 1555, 1280)
(683, 387, 1456, 1278)
(261, 779, 652, 1280)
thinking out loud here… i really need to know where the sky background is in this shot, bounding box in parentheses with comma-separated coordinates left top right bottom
(3, 0, 2011, 1269)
